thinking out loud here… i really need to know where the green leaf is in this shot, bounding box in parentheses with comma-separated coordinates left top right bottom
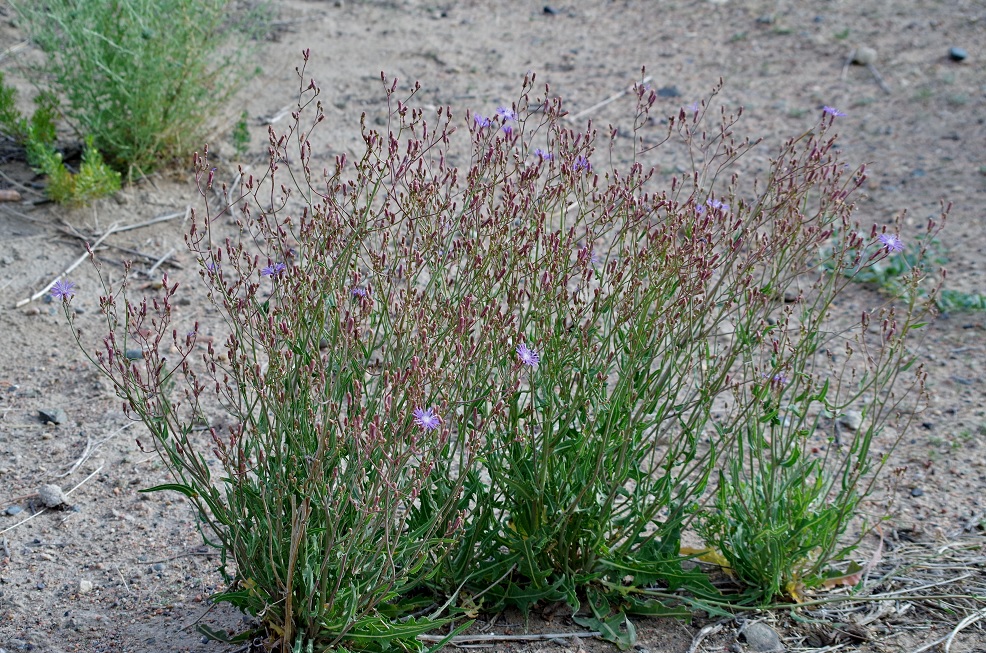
(140, 483, 199, 499)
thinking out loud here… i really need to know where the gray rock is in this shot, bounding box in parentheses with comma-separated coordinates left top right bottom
(124, 349, 144, 360)
(38, 483, 67, 508)
(740, 622, 784, 652)
(5, 505, 22, 516)
(657, 85, 681, 98)
(38, 407, 68, 425)
(949, 47, 967, 62)
(78, 579, 93, 594)
(853, 47, 877, 66)
(838, 410, 863, 431)
(911, 487, 924, 497)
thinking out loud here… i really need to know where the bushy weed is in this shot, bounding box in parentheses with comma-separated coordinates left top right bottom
(12, 0, 238, 176)
(58, 55, 944, 649)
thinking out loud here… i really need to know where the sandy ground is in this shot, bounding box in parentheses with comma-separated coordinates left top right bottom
(0, 1, 984, 651)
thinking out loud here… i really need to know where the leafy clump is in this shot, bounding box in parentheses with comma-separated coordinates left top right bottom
(0, 72, 118, 204)
(33, 136, 121, 205)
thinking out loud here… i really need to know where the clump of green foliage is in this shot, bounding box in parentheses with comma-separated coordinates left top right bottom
(11, 0, 237, 177)
(0, 72, 119, 204)
(33, 136, 122, 205)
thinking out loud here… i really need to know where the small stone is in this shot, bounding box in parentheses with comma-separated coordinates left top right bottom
(38, 407, 68, 425)
(543, 5, 558, 14)
(948, 47, 967, 62)
(657, 85, 681, 98)
(78, 579, 93, 594)
(5, 505, 22, 516)
(741, 622, 784, 652)
(152, 563, 165, 572)
(853, 47, 877, 66)
(38, 483, 67, 508)
(756, 14, 775, 24)
(124, 349, 144, 361)
(911, 487, 924, 497)
(838, 410, 863, 431)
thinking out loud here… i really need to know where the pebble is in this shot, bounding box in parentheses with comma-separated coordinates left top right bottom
(911, 487, 925, 497)
(948, 47, 967, 62)
(853, 47, 878, 66)
(657, 85, 681, 98)
(543, 5, 559, 14)
(78, 579, 93, 594)
(741, 622, 784, 652)
(38, 407, 68, 425)
(124, 349, 144, 361)
(152, 563, 165, 572)
(38, 483, 67, 508)
(5, 505, 22, 516)
(838, 410, 863, 432)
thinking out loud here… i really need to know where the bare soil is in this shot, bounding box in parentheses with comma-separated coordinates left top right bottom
(1, 1, 984, 651)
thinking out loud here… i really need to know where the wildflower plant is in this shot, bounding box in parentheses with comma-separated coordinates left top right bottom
(59, 53, 943, 648)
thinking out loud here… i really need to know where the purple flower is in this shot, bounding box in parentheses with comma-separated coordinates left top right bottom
(50, 279, 76, 300)
(516, 342, 540, 368)
(822, 106, 847, 118)
(878, 233, 904, 253)
(533, 148, 553, 161)
(502, 123, 513, 135)
(413, 407, 441, 431)
(474, 115, 492, 128)
(496, 106, 517, 121)
(706, 198, 730, 212)
(686, 101, 701, 113)
(261, 262, 286, 277)
(351, 286, 368, 298)
(573, 155, 591, 173)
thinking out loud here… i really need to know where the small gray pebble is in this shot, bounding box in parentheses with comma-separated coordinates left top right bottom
(38, 407, 68, 425)
(948, 47, 967, 62)
(741, 622, 784, 653)
(38, 483, 67, 508)
(657, 85, 681, 98)
(152, 563, 165, 572)
(5, 505, 22, 515)
(853, 46, 877, 66)
(756, 14, 774, 24)
(124, 349, 144, 360)
(911, 487, 924, 497)
(837, 410, 863, 431)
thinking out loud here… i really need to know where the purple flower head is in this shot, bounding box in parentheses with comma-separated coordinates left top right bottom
(533, 148, 553, 161)
(351, 286, 368, 298)
(261, 262, 287, 277)
(413, 407, 441, 431)
(573, 155, 591, 173)
(878, 233, 904, 253)
(686, 101, 701, 113)
(516, 342, 540, 368)
(822, 106, 847, 118)
(50, 279, 76, 301)
(205, 261, 219, 272)
(474, 115, 492, 128)
(502, 123, 513, 135)
(706, 198, 730, 212)
(496, 106, 517, 122)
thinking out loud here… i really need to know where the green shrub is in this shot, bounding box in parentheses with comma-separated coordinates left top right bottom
(12, 0, 237, 176)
